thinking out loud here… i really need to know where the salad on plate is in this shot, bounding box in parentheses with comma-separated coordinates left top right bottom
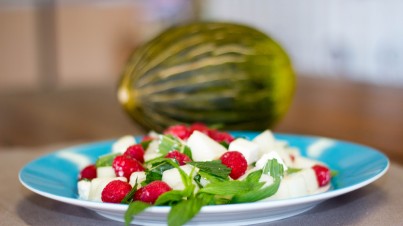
(77, 123, 332, 226)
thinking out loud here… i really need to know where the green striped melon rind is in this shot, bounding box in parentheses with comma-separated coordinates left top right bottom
(118, 22, 295, 132)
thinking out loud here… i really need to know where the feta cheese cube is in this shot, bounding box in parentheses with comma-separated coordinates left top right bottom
(228, 138, 260, 165)
(112, 135, 136, 154)
(187, 131, 227, 161)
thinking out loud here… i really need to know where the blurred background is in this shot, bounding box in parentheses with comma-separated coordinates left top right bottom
(1, 0, 403, 93)
(1, 0, 403, 158)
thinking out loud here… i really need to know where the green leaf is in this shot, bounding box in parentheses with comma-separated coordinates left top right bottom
(158, 135, 181, 155)
(145, 161, 174, 184)
(287, 167, 302, 174)
(140, 140, 152, 150)
(231, 179, 280, 203)
(199, 180, 262, 196)
(189, 161, 231, 179)
(263, 159, 284, 179)
(154, 190, 186, 206)
(244, 170, 263, 183)
(168, 197, 204, 226)
(124, 201, 151, 226)
(331, 170, 338, 177)
(95, 153, 118, 167)
(121, 180, 138, 204)
(183, 146, 193, 161)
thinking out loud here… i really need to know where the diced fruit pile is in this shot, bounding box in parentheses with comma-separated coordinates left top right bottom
(77, 123, 332, 226)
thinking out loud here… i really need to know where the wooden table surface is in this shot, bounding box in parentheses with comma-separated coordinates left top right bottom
(1, 76, 402, 165)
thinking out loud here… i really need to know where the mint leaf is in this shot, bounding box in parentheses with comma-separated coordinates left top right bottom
(155, 190, 185, 206)
(124, 201, 151, 226)
(189, 161, 231, 179)
(158, 135, 192, 158)
(95, 153, 118, 167)
(121, 180, 138, 204)
(158, 135, 181, 155)
(231, 178, 281, 203)
(183, 146, 193, 161)
(140, 140, 152, 150)
(287, 167, 302, 174)
(168, 197, 204, 226)
(263, 159, 284, 179)
(145, 161, 174, 184)
(244, 170, 263, 183)
(199, 180, 262, 196)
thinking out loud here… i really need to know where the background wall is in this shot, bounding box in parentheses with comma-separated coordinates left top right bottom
(202, 0, 403, 87)
(1, 0, 402, 93)
(0, 0, 195, 93)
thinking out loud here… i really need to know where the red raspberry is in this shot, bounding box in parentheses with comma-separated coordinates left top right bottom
(112, 155, 145, 180)
(219, 151, 247, 180)
(165, 150, 191, 165)
(164, 124, 191, 140)
(189, 122, 210, 134)
(79, 164, 97, 180)
(208, 130, 235, 143)
(312, 164, 331, 187)
(101, 180, 132, 203)
(134, 181, 172, 204)
(124, 144, 145, 163)
(290, 154, 295, 162)
(141, 135, 154, 142)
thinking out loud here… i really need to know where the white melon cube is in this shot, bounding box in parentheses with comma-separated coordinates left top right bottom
(112, 135, 136, 154)
(228, 138, 260, 165)
(299, 168, 319, 193)
(187, 131, 227, 161)
(77, 180, 91, 200)
(255, 151, 288, 171)
(292, 156, 321, 169)
(162, 165, 199, 191)
(88, 177, 127, 202)
(252, 130, 276, 156)
(96, 166, 116, 178)
(259, 174, 274, 187)
(144, 139, 163, 162)
(129, 171, 147, 187)
(285, 173, 309, 198)
(266, 179, 289, 200)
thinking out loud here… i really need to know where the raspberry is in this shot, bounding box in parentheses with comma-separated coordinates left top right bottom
(141, 135, 154, 142)
(189, 122, 210, 134)
(219, 151, 247, 180)
(164, 124, 191, 140)
(124, 144, 145, 163)
(101, 180, 132, 203)
(312, 164, 331, 187)
(165, 150, 191, 165)
(208, 130, 235, 143)
(134, 181, 172, 204)
(112, 155, 145, 180)
(79, 164, 97, 180)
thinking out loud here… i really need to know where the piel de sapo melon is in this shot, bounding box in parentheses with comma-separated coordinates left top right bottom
(118, 22, 295, 132)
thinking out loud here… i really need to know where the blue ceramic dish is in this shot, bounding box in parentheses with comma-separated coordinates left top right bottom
(19, 132, 389, 225)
